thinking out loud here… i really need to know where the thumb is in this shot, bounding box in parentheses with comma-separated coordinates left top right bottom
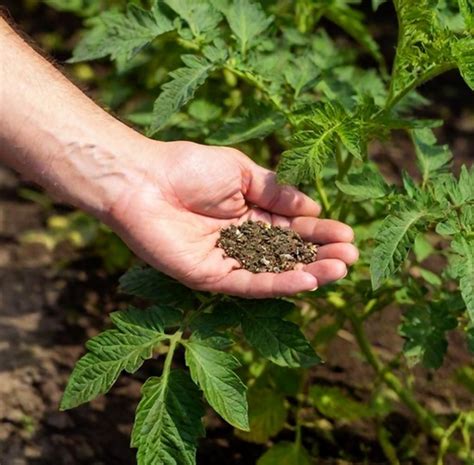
(243, 159, 321, 217)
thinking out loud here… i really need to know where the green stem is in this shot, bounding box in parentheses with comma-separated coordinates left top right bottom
(330, 149, 354, 219)
(348, 310, 469, 458)
(361, 294, 393, 320)
(377, 423, 401, 465)
(295, 0, 315, 33)
(176, 37, 201, 51)
(461, 414, 473, 457)
(345, 309, 444, 439)
(315, 176, 330, 214)
(183, 297, 220, 329)
(162, 330, 182, 378)
(385, 62, 457, 112)
(436, 413, 465, 465)
(295, 421, 302, 447)
(295, 370, 309, 449)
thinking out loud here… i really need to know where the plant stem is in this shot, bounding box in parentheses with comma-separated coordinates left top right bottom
(377, 423, 401, 465)
(162, 330, 182, 378)
(436, 413, 465, 465)
(385, 63, 457, 112)
(347, 309, 469, 458)
(345, 309, 443, 437)
(295, 371, 308, 450)
(315, 176, 330, 214)
(330, 147, 354, 218)
(295, 420, 302, 447)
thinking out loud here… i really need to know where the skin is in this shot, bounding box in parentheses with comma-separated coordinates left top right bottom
(0, 18, 358, 298)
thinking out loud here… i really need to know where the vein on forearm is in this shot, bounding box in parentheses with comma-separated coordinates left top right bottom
(0, 17, 145, 216)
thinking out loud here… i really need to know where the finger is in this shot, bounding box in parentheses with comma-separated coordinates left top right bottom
(241, 210, 355, 245)
(244, 161, 321, 217)
(290, 217, 354, 244)
(316, 243, 359, 265)
(303, 259, 348, 286)
(212, 269, 318, 298)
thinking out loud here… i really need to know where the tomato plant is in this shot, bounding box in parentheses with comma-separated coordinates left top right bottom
(46, 0, 474, 464)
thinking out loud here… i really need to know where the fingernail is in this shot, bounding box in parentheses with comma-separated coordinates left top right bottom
(310, 286, 318, 291)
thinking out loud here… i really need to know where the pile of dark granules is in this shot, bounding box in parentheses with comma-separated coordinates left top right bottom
(217, 220, 319, 273)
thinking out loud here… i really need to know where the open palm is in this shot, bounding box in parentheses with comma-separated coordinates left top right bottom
(109, 141, 358, 298)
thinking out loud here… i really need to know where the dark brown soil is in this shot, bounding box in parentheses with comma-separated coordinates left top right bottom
(217, 221, 318, 273)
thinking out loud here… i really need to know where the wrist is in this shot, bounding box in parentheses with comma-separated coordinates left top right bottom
(48, 129, 163, 220)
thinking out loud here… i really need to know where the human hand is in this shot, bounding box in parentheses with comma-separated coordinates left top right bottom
(0, 20, 357, 298)
(107, 140, 358, 298)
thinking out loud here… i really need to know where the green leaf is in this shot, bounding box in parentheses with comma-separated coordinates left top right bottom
(389, 0, 458, 101)
(311, 30, 358, 70)
(207, 105, 285, 145)
(185, 338, 249, 430)
(284, 54, 320, 97)
(372, 0, 387, 10)
(111, 305, 182, 334)
(458, 0, 474, 31)
(399, 301, 458, 368)
(456, 366, 474, 394)
(164, 0, 222, 37)
(203, 39, 229, 62)
(450, 236, 474, 322)
(70, 4, 174, 62)
(436, 215, 460, 236)
(401, 171, 419, 199)
(241, 312, 321, 368)
(434, 165, 474, 206)
(224, 0, 273, 54)
(44, 0, 99, 16)
(223, 300, 319, 368)
(413, 233, 435, 262)
(412, 128, 452, 184)
(458, 164, 474, 202)
(336, 164, 390, 200)
(189, 303, 241, 336)
(371, 207, 429, 289)
(419, 268, 442, 286)
(149, 55, 216, 133)
(265, 366, 304, 397)
(225, 298, 295, 319)
(132, 370, 205, 465)
(61, 307, 169, 409)
(235, 387, 286, 444)
(452, 37, 474, 90)
(324, 2, 383, 65)
(277, 147, 320, 186)
(341, 68, 387, 107)
(257, 442, 311, 465)
(389, 2, 474, 94)
(119, 266, 194, 307)
(188, 99, 222, 122)
(309, 385, 373, 421)
(277, 101, 363, 184)
(209, 0, 232, 14)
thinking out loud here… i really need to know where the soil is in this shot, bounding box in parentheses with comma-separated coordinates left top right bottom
(217, 221, 318, 273)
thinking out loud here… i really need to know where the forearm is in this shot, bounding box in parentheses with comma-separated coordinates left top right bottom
(0, 18, 152, 217)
